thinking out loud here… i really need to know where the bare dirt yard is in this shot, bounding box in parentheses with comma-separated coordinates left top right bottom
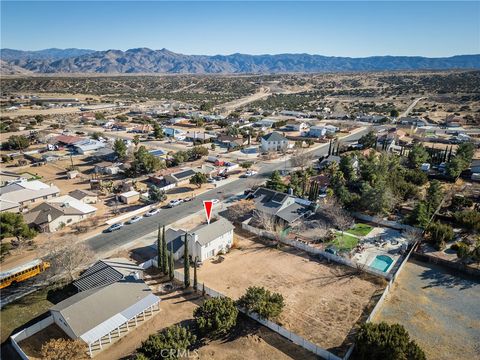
(374, 259, 480, 360)
(97, 285, 316, 360)
(193, 231, 386, 356)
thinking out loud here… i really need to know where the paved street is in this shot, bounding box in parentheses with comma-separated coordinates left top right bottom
(86, 128, 370, 254)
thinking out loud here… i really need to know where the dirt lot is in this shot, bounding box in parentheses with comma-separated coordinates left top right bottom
(97, 284, 315, 360)
(374, 259, 480, 360)
(193, 231, 385, 356)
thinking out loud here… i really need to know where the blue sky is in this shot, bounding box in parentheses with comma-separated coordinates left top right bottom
(1, 1, 479, 57)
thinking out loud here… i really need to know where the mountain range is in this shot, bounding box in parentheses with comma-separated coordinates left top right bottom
(1, 48, 479, 74)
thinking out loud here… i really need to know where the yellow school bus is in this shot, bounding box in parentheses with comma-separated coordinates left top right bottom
(0, 259, 50, 289)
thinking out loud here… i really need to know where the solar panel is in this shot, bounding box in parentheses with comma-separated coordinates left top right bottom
(271, 193, 287, 203)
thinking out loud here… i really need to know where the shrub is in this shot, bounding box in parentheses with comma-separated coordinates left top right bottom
(237, 286, 285, 320)
(194, 297, 238, 337)
(426, 221, 454, 250)
(137, 325, 196, 360)
(456, 242, 470, 259)
(454, 210, 480, 232)
(354, 322, 426, 360)
(41, 338, 87, 360)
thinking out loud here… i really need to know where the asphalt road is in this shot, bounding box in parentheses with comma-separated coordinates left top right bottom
(86, 128, 370, 254)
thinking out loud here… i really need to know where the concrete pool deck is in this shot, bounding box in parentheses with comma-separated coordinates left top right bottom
(352, 227, 407, 274)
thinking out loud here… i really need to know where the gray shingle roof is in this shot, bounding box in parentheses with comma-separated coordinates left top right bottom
(252, 187, 290, 215)
(252, 187, 309, 223)
(69, 189, 97, 200)
(262, 132, 287, 142)
(165, 229, 186, 253)
(191, 217, 234, 246)
(276, 202, 309, 223)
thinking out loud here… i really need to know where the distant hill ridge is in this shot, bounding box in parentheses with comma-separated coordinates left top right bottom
(1, 48, 479, 74)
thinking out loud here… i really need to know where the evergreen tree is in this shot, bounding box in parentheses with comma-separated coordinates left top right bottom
(157, 225, 163, 270)
(339, 155, 356, 183)
(168, 241, 174, 280)
(162, 226, 168, 274)
(193, 256, 198, 291)
(184, 233, 190, 288)
(409, 202, 430, 228)
(266, 170, 287, 192)
(407, 143, 429, 169)
(425, 180, 443, 216)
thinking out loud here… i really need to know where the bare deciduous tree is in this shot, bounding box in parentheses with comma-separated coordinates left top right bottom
(226, 199, 255, 223)
(403, 228, 422, 245)
(322, 197, 353, 231)
(42, 240, 95, 283)
(253, 210, 286, 247)
(290, 148, 314, 170)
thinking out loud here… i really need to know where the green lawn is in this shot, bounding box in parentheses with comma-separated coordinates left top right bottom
(0, 285, 75, 343)
(331, 233, 359, 251)
(347, 223, 374, 237)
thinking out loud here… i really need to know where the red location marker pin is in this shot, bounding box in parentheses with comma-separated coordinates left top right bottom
(203, 200, 213, 224)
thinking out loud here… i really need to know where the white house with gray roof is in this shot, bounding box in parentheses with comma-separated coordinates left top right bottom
(188, 217, 235, 262)
(261, 132, 289, 152)
(0, 180, 60, 213)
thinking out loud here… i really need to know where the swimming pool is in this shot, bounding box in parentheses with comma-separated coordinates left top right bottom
(369, 255, 394, 272)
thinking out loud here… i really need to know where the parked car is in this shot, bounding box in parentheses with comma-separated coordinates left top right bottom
(245, 170, 258, 177)
(168, 199, 183, 208)
(105, 223, 124, 232)
(211, 199, 220, 204)
(126, 216, 142, 224)
(183, 196, 194, 202)
(207, 177, 216, 183)
(144, 208, 160, 217)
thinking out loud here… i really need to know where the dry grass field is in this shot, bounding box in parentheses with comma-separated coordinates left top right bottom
(193, 231, 386, 356)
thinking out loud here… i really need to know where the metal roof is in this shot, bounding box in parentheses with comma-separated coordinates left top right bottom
(73, 258, 142, 292)
(80, 293, 159, 344)
(51, 279, 159, 344)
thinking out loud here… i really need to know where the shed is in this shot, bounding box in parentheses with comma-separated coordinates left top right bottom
(118, 191, 140, 204)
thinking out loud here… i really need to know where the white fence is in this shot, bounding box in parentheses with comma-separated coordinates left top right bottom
(140, 232, 419, 360)
(171, 269, 343, 360)
(137, 262, 343, 360)
(242, 220, 391, 280)
(10, 315, 54, 360)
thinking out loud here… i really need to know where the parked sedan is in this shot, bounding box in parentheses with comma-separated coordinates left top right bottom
(126, 216, 142, 224)
(245, 170, 258, 177)
(105, 223, 124, 232)
(211, 199, 220, 204)
(168, 199, 183, 208)
(144, 208, 160, 217)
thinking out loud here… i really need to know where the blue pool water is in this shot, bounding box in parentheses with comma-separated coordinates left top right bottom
(369, 255, 393, 272)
